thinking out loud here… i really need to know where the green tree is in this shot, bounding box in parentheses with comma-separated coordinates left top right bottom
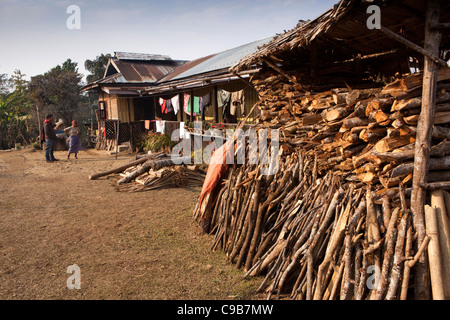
(28, 59, 83, 127)
(84, 53, 111, 83)
(0, 91, 28, 148)
(0, 70, 36, 149)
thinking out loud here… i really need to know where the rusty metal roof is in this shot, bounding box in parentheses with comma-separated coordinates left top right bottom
(110, 59, 186, 83)
(99, 56, 187, 84)
(114, 52, 172, 61)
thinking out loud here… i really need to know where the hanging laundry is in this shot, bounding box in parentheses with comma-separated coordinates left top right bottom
(230, 90, 245, 116)
(159, 98, 167, 114)
(200, 93, 211, 120)
(171, 95, 180, 115)
(218, 89, 231, 120)
(183, 93, 194, 116)
(186, 95, 200, 115)
(166, 99, 174, 113)
(191, 96, 200, 114)
(179, 122, 190, 139)
(156, 120, 165, 134)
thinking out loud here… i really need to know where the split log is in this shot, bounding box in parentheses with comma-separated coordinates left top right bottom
(324, 107, 349, 122)
(391, 156, 450, 178)
(382, 67, 450, 96)
(373, 140, 450, 162)
(341, 117, 368, 131)
(375, 135, 416, 153)
(432, 126, 450, 140)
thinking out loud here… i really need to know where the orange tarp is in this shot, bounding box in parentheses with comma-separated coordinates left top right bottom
(198, 140, 234, 208)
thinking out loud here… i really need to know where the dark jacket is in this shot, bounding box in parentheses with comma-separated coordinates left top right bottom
(43, 121, 58, 140)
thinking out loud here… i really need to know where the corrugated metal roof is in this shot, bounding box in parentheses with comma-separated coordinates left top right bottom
(158, 54, 217, 83)
(114, 52, 172, 61)
(106, 58, 187, 83)
(168, 36, 274, 81)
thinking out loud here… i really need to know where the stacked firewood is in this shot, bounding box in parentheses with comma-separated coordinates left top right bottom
(252, 67, 450, 192)
(88, 152, 206, 192)
(116, 164, 206, 192)
(194, 67, 450, 299)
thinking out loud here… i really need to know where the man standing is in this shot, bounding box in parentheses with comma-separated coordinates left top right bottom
(43, 114, 62, 162)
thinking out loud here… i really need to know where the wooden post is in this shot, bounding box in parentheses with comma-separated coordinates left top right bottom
(213, 85, 219, 123)
(190, 90, 194, 122)
(179, 93, 184, 122)
(127, 97, 133, 151)
(115, 119, 119, 160)
(425, 205, 446, 300)
(36, 104, 41, 149)
(410, 0, 442, 300)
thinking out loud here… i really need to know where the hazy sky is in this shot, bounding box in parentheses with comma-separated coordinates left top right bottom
(0, 0, 338, 82)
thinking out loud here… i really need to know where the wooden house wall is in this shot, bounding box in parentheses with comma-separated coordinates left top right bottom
(118, 97, 135, 122)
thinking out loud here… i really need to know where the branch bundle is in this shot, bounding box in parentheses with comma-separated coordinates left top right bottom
(194, 68, 450, 300)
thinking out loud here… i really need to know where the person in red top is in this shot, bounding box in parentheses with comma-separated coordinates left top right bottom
(42, 114, 63, 162)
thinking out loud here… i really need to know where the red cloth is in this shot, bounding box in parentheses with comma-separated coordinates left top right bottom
(159, 98, 167, 114)
(41, 119, 52, 141)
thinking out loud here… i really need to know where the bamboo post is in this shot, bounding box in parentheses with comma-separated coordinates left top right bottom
(410, 0, 442, 300)
(36, 104, 42, 149)
(431, 190, 450, 299)
(443, 190, 450, 231)
(425, 205, 446, 300)
(115, 119, 119, 160)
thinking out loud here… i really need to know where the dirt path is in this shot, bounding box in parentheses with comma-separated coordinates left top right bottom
(0, 147, 262, 300)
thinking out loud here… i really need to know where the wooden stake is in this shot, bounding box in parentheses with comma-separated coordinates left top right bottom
(410, 0, 442, 300)
(431, 190, 450, 299)
(425, 205, 446, 300)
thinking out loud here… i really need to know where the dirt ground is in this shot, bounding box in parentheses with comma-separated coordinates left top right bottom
(0, 147, 263, 300)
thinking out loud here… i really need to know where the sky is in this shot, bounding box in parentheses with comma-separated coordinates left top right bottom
(0, 0, 339, 83)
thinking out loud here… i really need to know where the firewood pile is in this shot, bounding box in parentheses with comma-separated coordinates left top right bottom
(88, 152, 206, 192)
(193, 67, 450, 300)
(116, 164, 206, 192)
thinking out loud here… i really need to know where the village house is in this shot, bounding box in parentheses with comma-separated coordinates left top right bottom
(81, 52, 187, 150)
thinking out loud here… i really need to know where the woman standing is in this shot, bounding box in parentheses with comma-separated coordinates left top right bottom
(64, 120, 82, 159)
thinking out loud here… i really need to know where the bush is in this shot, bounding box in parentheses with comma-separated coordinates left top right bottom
(137, 132, 175, 153)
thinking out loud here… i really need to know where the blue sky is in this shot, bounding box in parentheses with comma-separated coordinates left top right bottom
(0, 0, 338, 82)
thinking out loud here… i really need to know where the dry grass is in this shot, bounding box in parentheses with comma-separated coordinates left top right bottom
(0, 147, 263, 300)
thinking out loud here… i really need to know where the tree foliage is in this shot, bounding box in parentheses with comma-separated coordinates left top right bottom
(0, 90, 29, 149)
(84, 53, 111, 84)
(0, 59, 93, 149)
(28, 59, 83, 126)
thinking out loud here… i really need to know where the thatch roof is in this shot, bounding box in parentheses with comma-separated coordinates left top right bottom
(230, 0, 450, 75)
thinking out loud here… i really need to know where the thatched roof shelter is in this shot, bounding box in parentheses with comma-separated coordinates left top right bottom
(231, 0, 450, 82)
